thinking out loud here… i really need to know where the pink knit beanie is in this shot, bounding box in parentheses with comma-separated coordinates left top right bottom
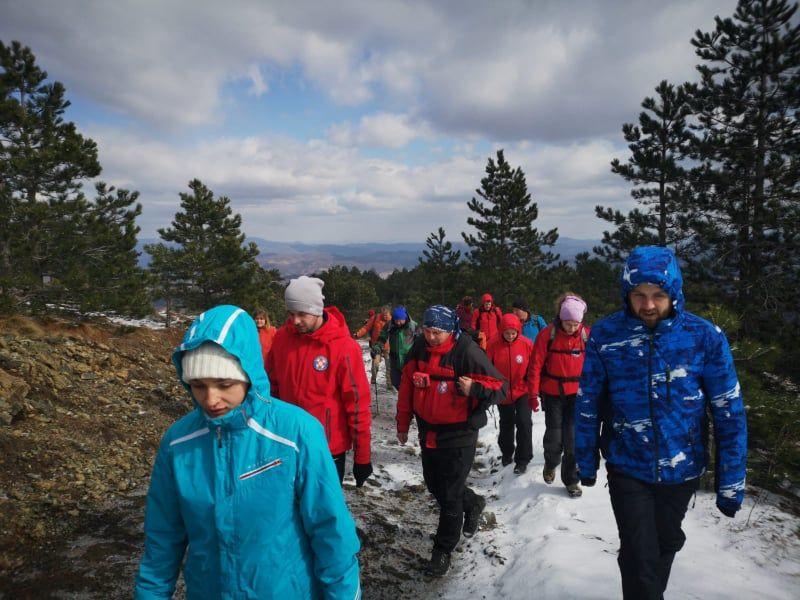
(559, 296, 587, 322)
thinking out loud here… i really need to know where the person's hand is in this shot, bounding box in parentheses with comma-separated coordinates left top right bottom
(353, 462, 373, 487)
(529, 395, 540, 412)
(716, 501, 738, 518)
(580, 477, 596, 487)
(397, 431, 408, 444)
(457, 376, 473, 396)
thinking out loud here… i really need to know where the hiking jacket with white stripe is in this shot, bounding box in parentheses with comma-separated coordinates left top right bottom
(135, 305, 361, 599)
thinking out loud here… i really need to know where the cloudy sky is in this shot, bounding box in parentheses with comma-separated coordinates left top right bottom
(1, 0, 736, 243)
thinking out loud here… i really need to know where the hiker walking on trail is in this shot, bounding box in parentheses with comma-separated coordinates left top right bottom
(253, 308, 277, 364)
(487, 313, 535, 474)
(471, 293, 502, 350)
(575, 246, 747, 600)
(355, 305, 392, 388)
(396, 305, 506, 577)
(455, 296, 475, 334)
(267, 276, 373, 487)
(135, 305, 361, 599)
(528, 292, 589, 498)
(510, 297, 548, 344)
(377, 305, 417, 391)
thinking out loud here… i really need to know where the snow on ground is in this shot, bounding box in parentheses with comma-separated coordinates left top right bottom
(352, 341, 800, 599)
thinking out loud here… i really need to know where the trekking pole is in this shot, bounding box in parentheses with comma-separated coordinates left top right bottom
(373, 380, 380, 415)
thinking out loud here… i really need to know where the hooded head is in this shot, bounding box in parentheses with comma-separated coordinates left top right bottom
(500, 313, 522, 335)
(481, 293, 493, 304)
(173, 305, 271, 422)
(621, 246, 684, 315)
(368, 309, 375, 317)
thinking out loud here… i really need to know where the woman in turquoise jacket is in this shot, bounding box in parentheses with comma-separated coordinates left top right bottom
(135, 305, 362, 599)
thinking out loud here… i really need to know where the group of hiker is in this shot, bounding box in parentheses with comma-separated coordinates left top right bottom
(134, 245, 748, 600)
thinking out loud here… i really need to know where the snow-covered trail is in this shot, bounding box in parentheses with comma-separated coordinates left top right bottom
(350, 341, 800, 599)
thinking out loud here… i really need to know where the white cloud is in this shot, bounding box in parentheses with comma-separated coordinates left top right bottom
(87, 125, 628, 243)
(327, 113, 429, 148)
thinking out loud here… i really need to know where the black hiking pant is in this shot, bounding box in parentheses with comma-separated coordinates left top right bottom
(497, 394, 533, 466)
(421, 444, 482, 553)
(542, 394, 578, 485)
(608, 469, 699, 600)
(332, 452, 346, 484)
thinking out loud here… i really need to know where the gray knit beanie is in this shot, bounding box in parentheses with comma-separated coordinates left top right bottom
(181, 342, 249, 383)
(285, 276, 325, 316)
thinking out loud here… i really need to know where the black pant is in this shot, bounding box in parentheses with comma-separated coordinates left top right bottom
(497, 395, 533, 465)
(421, 445, 481, 553)
(390, 365, 403, 390)
(608, 470, 699, 600)
(332, 452, 346, 484)
(542, 394, 578, 485)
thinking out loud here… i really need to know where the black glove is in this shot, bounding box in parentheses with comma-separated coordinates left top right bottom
(467, 408, 488, 430)
(353, 462, 373, 487)
(716, 501, 738, 518)
(580, 477, 596, 487)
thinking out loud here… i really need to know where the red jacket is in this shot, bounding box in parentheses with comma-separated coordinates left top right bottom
(397, 333, 506, 449)
(528, 322, 590, 401)
(267, 307, 371, 463)
(257, 325, 277, 363)
(355, 312, 390, 344)
(471, 306, 503, 343)
(486, 314, 534, 405)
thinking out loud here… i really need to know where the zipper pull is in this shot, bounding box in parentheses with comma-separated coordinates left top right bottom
(216, 427, 222, 448)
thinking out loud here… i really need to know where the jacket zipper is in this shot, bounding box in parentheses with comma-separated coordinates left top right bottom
(325, 408, 331, 442)
(648, 332, 661, 482)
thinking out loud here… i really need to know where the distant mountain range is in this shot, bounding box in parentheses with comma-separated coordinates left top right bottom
(137, 237, 599, 279)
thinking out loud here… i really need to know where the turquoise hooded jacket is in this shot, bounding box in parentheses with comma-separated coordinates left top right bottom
(135, 305, 361, 599)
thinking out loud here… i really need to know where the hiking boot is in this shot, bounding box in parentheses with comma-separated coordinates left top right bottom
(513, 463, 528, 475)
(425, 548, 451, 577)
(543, 467, 556, 484)
(462, 495, 486, 537)
(501, 455, 513, 467)
(567, 483, 583, 498)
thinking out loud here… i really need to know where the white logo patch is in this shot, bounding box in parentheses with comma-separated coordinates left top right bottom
(515, 354, 524, 364)
(313, 355, 329, 371)
(437, 380, 448, 393)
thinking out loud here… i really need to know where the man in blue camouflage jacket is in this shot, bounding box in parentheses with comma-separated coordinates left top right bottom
(575, 246, 747, 600)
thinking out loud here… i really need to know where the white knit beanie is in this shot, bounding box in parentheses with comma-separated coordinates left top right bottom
(181, 342, 249, 383)
(285, 276, 325, 316)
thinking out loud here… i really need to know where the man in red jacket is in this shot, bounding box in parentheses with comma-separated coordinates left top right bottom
(397, 305, 506, 577)
(267, 276, 373, 486)
(471, 293, 502, 350)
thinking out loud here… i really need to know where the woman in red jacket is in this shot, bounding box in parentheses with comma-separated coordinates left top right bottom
(528, 292, 589, 498)
(487, 313, 535, 474)
(253, 309, 277, 364)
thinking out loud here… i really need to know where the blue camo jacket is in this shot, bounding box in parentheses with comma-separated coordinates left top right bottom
(135, 305, 362, 599)
(575, 246, 747, 512)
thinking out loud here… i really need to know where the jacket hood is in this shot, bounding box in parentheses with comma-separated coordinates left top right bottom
(621, 246, 684, 314)
(500, 313, 522, 335)
(481, 293, 493, 303)
(173, 305, 272, 421)
(285, 306, 351, 344)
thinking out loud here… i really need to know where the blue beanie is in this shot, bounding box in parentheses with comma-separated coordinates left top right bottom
(392, 305, 409, 321)
(422, 305, 458, 332)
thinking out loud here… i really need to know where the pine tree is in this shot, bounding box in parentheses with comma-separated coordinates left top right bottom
(688, 0, 799, 330)
(596, 81, 695, 262)
(418, 227, 461, 304)
(462, 149, 558, 304)
(315, 265, 379, 326)
(0, 40, 149, 314)
(146, 179, 265, 310)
